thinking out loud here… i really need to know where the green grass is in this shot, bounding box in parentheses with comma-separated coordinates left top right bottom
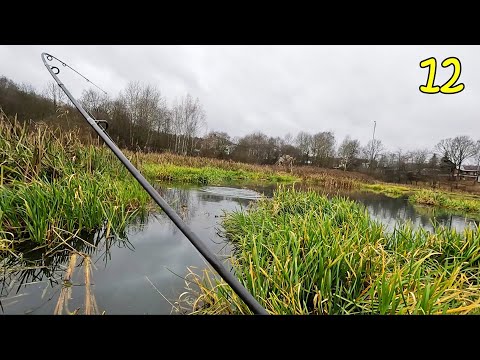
(410, 189, 480, 214)
(183, 186, 480, 315)
(0, 113, 151, 257)
(413, 203, 480, 223)
(361, 183, 411, 198)
(1, 174, 150, 244)
(141, 163, 298, 185)
(362, 183, 480, 215)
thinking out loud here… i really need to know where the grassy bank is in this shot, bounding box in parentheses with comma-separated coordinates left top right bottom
(136, 152, 371, 189)
(410, 189, 480, 214)
(138, 152, 480, 214)
(142, 163, 297, 185)
(362, 183, 480, 214)
(0, 114, 151, 256)
(136, 152, 299, 184)
(362, 183, 412, 198)
(183, 187, 480, 315)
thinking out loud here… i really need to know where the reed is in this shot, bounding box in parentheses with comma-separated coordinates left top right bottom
(304, 173, 362, 190)
(184, 186, 480, 315)
(361, 183, 412, 198)
(410, 189, 480, 214)
(141, 163, 297, 185)
(0, 111, 151, 254)
(135, 151, 375, 189)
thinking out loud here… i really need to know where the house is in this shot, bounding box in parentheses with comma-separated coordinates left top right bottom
(457, 164, 480, 181)
(439, 157, 479, 181)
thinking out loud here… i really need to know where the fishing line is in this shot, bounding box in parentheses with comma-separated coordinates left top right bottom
(45, 54, 107, 95)
(41, 52, 269, 315)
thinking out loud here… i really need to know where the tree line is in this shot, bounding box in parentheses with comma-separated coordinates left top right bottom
(1, 75, 479, 178)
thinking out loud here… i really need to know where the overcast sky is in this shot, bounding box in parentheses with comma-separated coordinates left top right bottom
(1, 45, 479, 153)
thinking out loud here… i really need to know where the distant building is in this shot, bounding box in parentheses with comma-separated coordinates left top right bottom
(456, 164, 480, 181)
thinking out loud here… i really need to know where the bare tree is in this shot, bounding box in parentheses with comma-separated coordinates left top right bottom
(119, 81, 166, 149)
(361, 139, 385, 168)
(80, 89, 111, 117)
(19, 82, 36, 94)
(43, 81, 66, 110)
(311, 131, 336, 167)
(139, 84, 163, 149)
(153, 97, 170, 134)
(171, 94, 206, 155)
(395, 148, 411, 171)
(200, 131, 232, 158)
(338, 136, 361, 170)
(409, 148, 430, 171)
(120, 81, 141, 146)
(283, 132, 294, 146)
(231, 132, 271, 164)
(473, 140, 480, 179)
(436, 136, 477, 178)
(295, 131, 313, 165)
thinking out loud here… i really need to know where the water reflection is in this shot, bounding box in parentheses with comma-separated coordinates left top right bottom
(0, 186, 252, 314)
(0, 226, 136, 314)
(334, 191, 478, 232)
(200, 186, 263, 200)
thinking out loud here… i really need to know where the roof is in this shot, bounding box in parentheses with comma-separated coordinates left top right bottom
(459, 165, 480, 171)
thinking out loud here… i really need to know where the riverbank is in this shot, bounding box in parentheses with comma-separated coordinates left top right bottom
(134, 152, 480, 214)
(363, 183, 480, 215)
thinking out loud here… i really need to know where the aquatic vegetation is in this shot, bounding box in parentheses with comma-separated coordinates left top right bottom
(413, 203, 480, 222)
(361, 183, 480, 215)
(304, 173, 362, 190)
(184, 187, 480, 315)
(1, 174, 150, 244)
(362, 183, 411, 198)
(410, 189, 480, 214)
(0, 112, 151, 255)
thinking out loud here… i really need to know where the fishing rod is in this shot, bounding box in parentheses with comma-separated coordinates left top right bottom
(41, 52, 269, 315)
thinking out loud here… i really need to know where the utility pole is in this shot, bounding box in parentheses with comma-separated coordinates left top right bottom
(370, 120, 376, 168)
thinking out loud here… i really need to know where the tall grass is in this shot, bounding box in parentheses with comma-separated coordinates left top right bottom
(142, 163, 297, 185)
(136, 151, 374, 188)
(0, 113, 128, 185)
(362, 183, 412, 198)
(0, 111, 151, 255)
(0, 174, 149, 244)
(410, 189, 480, 214)
(304, 173, 362, 190)
(183, 186, 480, 315)
(136, 152, 276, 173)
(361, 183, 480, 215)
